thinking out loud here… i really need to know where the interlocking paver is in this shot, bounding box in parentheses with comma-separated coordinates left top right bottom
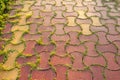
(90, 66, 105, 80)
(70, 52, 84, 70)
(96, 31, 109, 44)
(0, 0, 120, 80)
(55, 65, 68, 80)
(105, 69, 120, 80)
(83, 56, 106, 66)
(84, 41, 98, 56)
(103, 52, 120, 70)
(96, 43, 117, 53)
(68, 70, 92, 80)
(31, 69, 56, 80)
(19, 65, 31, 80)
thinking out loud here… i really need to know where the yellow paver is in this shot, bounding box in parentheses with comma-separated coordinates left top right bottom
(91, 16, 102, 26)
(11, 25, 29, 32)
(3, 51, 19, 69)
(4, 43, 25, 53)
(11, 31, 24, 44)
(0, 68, 18, 80)
(77, 10, 87, 19)
(80, 24, 92, 35)
(67, 17, 76, 26)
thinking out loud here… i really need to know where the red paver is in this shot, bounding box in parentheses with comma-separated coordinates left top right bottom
(83, 56, 106, 66)
(105, 69, 120, 80)
(19, 65, 31, 80)
(31, 69, 56, 80)
(70, 52, 84, 70)
(55, 65, 68, 80)
(38, 52, 50, 69)
(50, 56, 72, 66)
(68, 70, 92, 80)
(103, 52, 120, 70)
(90, 66, 104, 80)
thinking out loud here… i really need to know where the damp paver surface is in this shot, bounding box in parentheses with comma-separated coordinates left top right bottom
(0, 0, 120, 80)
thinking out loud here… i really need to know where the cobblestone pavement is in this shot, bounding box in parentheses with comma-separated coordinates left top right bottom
(0, 0, 120, 80)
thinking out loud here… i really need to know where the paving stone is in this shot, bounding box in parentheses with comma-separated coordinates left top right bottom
(86, 12, 101, 17)
(51, 34, 70, 41)
(116, 56, 120, 65)
(90, 25, 108, 33)
(50, 56, 72, 66)
(17, 55, 37, 65)
(103, 52, 120, 70)
(11, 31, 24, 44)
(67, 17, 77, 26)
(100, 10, 110, 19)
(68, 70, 92, 80)
(96, 32, 109, 44)
(91, 16, 102, 26)
(113, 41, 120, 54)
(0, 68, 19, 80)
(54, 0, 63, 6)
(83, 56, 106, 66)
(1, 0, 120, 79)
(56, 41, 66, 56)
(3, 23, 12, 33)
(79, 34, 98, 43)
(70, 52, 84, 70)
(35, 44, 55, 53)
(19, 65, 31, 80)
(51, 18, 67, 25)
(96, 0, 103, 6)
(55, 65, 68, 80)
(66, 45, 86, 53)
(23, 40, 36, 55)
(68, 31, 80, 44)
(3, 51, 19, 69)
(29, 23, 38, 34)
(55, 24, 65, 35)
(76, 18, 92, 24)
(80, 24, 92, 35)
(96, 43, 117, 53)
(64, 26, 81, 34)
(23, 34, 41, 41)
(11, 25, 29, 32)
(31, 69, 56, 80)
(63, 12, 78, 17)
(84, 41, 99, 56)
(62, 1, 75, 12)
(90, 66, 104, 80)
(27, 17, 43, 24)
(54, 11, 64, 18)
(40, 31, 51, 44)
(107, 34, 120, 42)
(105, 69, 120, 80)
(2, 33, 12, 40)
(101, 19, 117, 25)
(106, 23, 118, 35)
(0, 55, 4, 63)
(75, 0, 83, 6)
(4, 43, 25, 53)
(21, 1, 35, 11)
(38, 25, 54, 32)
(38, 52, 50, 69)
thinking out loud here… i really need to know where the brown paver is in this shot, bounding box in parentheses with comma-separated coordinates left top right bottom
(0, 0, 120, 80)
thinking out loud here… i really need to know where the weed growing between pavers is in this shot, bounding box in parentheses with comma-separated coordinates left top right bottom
(0, 0, 14, 35)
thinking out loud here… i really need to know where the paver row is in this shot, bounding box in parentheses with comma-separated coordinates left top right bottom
(0, 0, 120, 80)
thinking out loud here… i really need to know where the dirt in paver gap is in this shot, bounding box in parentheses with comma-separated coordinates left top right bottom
(0, 0, 120, 80)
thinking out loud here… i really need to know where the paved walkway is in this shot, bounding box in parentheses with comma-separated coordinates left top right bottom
(0, 0, 120, 80)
